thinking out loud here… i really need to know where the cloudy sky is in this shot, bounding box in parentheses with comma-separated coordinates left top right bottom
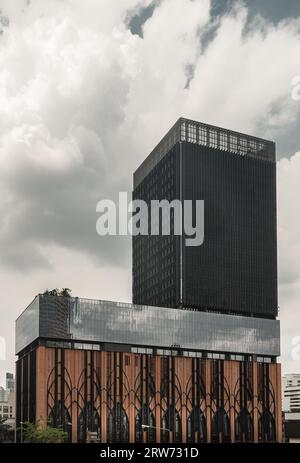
(0, 0, 300, 386)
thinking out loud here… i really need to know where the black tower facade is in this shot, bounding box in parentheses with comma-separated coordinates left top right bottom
(133, 118, 277, 318)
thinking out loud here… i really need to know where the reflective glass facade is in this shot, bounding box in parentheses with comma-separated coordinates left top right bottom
(15, 295, 280, 357)
(15, 296, 39, 355)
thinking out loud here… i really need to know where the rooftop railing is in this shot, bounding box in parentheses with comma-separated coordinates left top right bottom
(134, 117, 276, 187)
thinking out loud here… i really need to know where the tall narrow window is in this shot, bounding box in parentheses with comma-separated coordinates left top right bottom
(211, 408, 231, 443)
(107, 403, 129, 443)
(187, 408, 207, 443)
(135, 405, 155, 442)
(161, 405, 182, 443)
(77, 402, 100, 443)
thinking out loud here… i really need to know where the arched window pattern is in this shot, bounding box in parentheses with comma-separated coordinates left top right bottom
(233, 362, 254, 443)
(107, 403, 129, 443)
(135, 405, 156, 442)
(160, 357, 169, 399)
(258, 410, 276, 443)
(211, 408, 231, 443)
(257, 363, 276, 442)
(148, 373, 156, 399)
(161, 405, 182, 443)
(235, 409, 253, 443)
(133, 370, 156, 400)
(187, 408, 207, 443)
(77, 401, 101, 443)
(48, 400, 72, 442)
(46, 351, 73, 442)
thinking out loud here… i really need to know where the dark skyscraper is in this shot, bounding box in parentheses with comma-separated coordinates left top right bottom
(6, 372, 15, 392)
(133, 118, 277, 318)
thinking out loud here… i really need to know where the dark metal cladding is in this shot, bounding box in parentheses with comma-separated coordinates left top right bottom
(132, 118, 277, 318)
(182, 141, 278, 317)
(132, 145, 181, 308)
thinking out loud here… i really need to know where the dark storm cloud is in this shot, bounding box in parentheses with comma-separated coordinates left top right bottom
(128, 1, 158, 37)
(277, 118, 300, 159)
(200, 0, 300, 53)
(130, 1, 300, 43)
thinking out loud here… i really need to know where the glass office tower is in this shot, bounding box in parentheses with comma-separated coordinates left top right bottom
(133, 118, 277, 318)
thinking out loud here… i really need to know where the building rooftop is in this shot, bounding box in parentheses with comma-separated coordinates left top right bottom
(134, 117, 276, 187)
(16, 294, 280, 357)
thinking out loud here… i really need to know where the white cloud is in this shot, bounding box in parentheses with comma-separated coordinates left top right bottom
(186, 11, 300, 136)
(278, 152, 300, 283)
(277, 152, 300, 373)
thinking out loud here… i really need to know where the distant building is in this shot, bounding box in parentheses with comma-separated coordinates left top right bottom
(282, 374, 300, 412)
(0, 374, 15, 430)
(6, 372, 15, 392)
(282, 374, 300, 443)
(283, 412, 300, 443)
(0, 386, 8, 402)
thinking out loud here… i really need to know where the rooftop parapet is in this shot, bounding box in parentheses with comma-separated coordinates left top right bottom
(16, 295, 280, 357)
(134, 117, 276, 188)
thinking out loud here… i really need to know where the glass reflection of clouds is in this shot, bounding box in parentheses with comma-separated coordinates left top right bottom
(16, 295, 280, 357)
(15, 296, 39, 354)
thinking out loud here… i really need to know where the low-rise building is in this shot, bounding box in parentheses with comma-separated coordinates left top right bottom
(282, 374, 300, 443)
(15, 294, 282, 443)
(0, 374, 16, 431)
(282, 374, 300, 412)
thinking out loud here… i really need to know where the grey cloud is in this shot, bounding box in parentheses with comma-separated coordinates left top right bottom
(128, 1, 158, 37)
(1, 0, 300, 275)
(0, 147, 132, 271)
(255, 98, 300, 160)
(0, 0, 145, 271)
(184, 63, 195, 89)
(0, 241, 52, 272)
(266, 120, 300, 161)
(211, 0, 300, 24)
(204, 0, 300, 56)
(276, 117, 300, 160)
